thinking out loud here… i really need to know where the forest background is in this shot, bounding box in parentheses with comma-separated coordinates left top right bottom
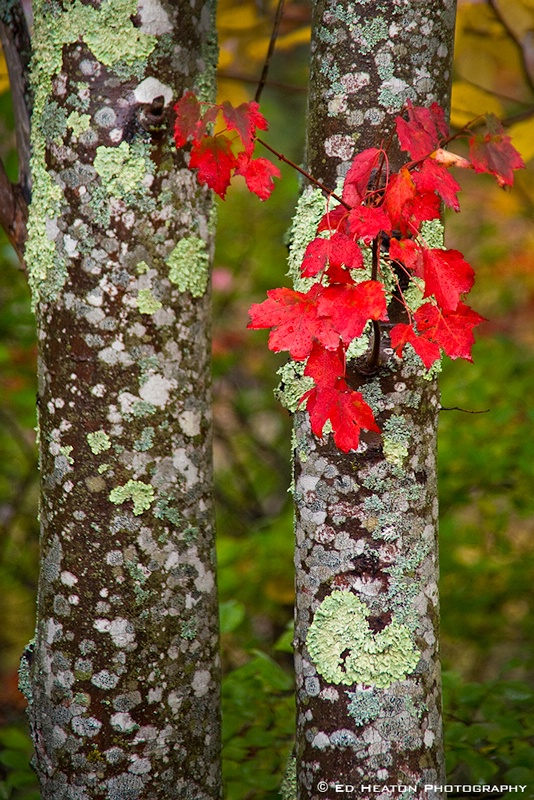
(0, 0, 533, 798)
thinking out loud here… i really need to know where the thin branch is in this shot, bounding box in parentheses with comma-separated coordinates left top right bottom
(439, 406, 490, 414)
(255, 0, 286, 104)
(0, 0, 32, 264)
(0, 1, 32, 198)
(256, 136, 346, 204)
(218, 69, 306, 94)
(488, 0, 534, 94)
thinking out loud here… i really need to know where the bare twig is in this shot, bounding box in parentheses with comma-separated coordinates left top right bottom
(439, 406, 490, 414)
(255, 0, 286, 104)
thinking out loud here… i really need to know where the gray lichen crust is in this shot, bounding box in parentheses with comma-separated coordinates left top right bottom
(25, 1, 221, 798)
(292, 1, 455, 798)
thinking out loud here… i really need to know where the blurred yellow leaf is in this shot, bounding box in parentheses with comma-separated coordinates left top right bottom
(0, 47, 10, 96)
(451, 80, 504, 127)
(507, 117, 534, 162)
(245, 26, 310, 61)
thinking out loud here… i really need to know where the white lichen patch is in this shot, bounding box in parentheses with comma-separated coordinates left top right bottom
(138, 374, 174, 408)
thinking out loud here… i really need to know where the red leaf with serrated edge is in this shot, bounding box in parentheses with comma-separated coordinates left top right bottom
(301, 233, 363, 280)
(348, 205, 391, 243)
(317, 205, 349, 235)
(174, 93, 218, 147)
(189, 135, 237, 198)
(395, 101, 449, 160)
(221, 100, 269, 155)
(318, 280, 388, 343)
(390, 322, 441, 369)
(304, 343, 346, 387)
(415, 302, 485, 361)
(235, 153, 281, 200)
(413, 159, 461, 211)
(421, 248, 474, 311)
(389, 238, 420, 271)
(247, 285, 340, 360)
(383, 168, 417, 234)
(410, 190, 442, 227)
(174, 92, 202, 147)
(342, 148, 382, 206)
(469, 115, 524, 187)
(303, 383, 379, 452)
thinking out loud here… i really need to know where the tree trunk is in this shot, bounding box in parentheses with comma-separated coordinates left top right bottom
(19, 1, 221, 797)
(292, 2, 456, 798)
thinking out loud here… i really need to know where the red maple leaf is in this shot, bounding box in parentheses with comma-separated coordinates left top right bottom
(469, 115, 525, 187)
(396, 101, 449, 160)
(174, 92, 218, 147)
(317, 205, 349, 235)
(389, 237, 420, 271)
(348, 205, 391, 243)
(382, 168, 417, 234)
(413, 159, 461, 211)
(235, 153, 281, 200)
(415, 302, 485, 361)
(342, 148, 382, 206)
(247, 285, 340, 360)
(221, 100, 269, 155)
(303, 383, 379, 452)
(390, 322, 441, 369)
(189, 135, 238, 198)
(301, 232, 363, 280)
(420, 248, 474, 311)
(318, 280, 388, 343)
(304, 343, 346, 386)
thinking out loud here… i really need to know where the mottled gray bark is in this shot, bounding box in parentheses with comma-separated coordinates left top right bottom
(19, 1, 221, 798)
(292, 2, 457, 798)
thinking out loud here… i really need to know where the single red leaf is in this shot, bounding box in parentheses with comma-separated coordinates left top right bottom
(421, 248, 474, 311)
(318, 280, 388, 343)
(317, 205, 349, 235)
(469, 115, 525, 187)
(235, 153, 281, 200)
(174, 92, 202, 147)
(221, 100, 269, 154)
(410, 190, 442, 228)
(348, 205, 391, 243)
(382, 168, 417, 234)
(303, 383, 379, 452)
(413, 159, 461, 211)
(189, 135, 237, 198)
(304, 343, 346, 387)
(390, 322, 441, 369)
(247, 285, 340, 360)
(395, 101, 449, 160)
(342, 148, 382, 206)
(301, 232, 363, 280)
(415, 302, 485, 361)
(389, 237, 420, 271)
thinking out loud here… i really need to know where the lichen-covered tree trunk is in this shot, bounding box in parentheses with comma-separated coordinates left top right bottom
(292, 2, 457, 798)
(20, 1, 221, 797)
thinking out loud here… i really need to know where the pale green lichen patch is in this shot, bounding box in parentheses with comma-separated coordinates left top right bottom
(167, 236, 209, 297)
(94, 142, 147, 196)
(286, 188, 327, 290)
(109, 480, 154, 516)
(136, 288, 162, 314)
(276, 361, 314, 413)
(382, 415, 412, 469)
(306, 590, 419, 688)
(346, 687, 381, 726)
(87, 430, 111, 454)
(67, 111, 91, 138)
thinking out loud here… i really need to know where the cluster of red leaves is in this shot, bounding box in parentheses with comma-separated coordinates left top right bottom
(174, 92, 281, 200)
(174, 96, 524, 452)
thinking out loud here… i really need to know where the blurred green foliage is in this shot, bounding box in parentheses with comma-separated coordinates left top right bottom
(1, 1, 534, 798)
